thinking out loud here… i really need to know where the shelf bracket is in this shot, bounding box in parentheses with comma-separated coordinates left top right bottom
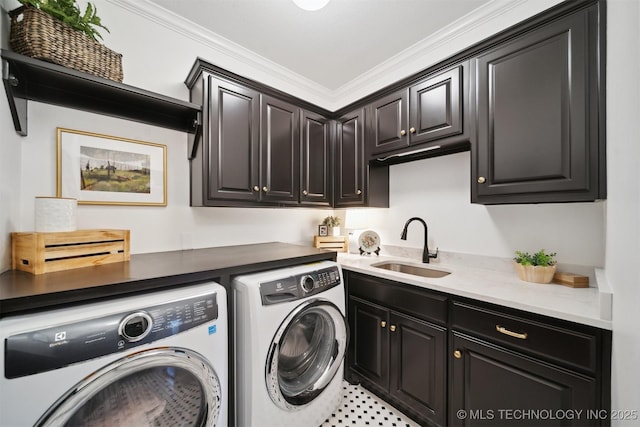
(2, 59, 28, 136)
(188, 110, 202, 160)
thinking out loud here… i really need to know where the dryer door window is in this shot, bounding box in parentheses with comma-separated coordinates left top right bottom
(266, 299, 347, 410)
(36, 347, 221, 427)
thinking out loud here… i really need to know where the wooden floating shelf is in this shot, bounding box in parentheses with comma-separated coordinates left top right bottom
(1, 49, 201, 136)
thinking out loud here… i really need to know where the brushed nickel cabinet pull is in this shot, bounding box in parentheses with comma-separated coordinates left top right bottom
(496, 325, 528, 340)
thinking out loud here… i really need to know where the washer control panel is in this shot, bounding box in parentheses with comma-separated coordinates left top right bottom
(260, 266, 341, 306)
(5, 292, 218, 379)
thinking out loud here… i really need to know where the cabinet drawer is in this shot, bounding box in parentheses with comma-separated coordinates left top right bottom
(451, 301, 598, 372)
(348, 272, 447, 325)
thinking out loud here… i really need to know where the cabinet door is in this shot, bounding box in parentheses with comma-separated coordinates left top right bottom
(409, 65, 462, 145)
(450, 333, 597, 427)
(390, 312, 446, 427)
(260, 95, 300, 204)
(473, 6, 602, 203)
(369, 89, 409, 156)
(300, 110, 331, 206)
(335, 108, 366, 207)
(348, 297, 389, 391)
(206, 75, 260, 202)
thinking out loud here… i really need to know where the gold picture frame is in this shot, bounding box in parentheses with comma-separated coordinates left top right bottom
(56, 128, 167, 206)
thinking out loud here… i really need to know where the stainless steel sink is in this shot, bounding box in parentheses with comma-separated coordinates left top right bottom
(371, 262, 451, 278)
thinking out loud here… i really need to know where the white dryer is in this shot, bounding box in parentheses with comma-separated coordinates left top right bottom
(0, 282, 228, 427)
(233, 261, 347, 427)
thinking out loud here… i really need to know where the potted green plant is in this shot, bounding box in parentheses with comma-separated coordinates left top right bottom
(16, 0, 110, 41)
(513, 249, 557, 284)
(322, 216, 342, 236)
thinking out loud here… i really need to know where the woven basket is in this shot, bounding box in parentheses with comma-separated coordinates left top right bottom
(9, 6, 123, 82)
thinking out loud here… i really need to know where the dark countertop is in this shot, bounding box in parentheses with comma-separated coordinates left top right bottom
(0, 242, 335, 317)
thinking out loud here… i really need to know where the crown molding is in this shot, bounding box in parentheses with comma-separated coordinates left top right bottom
(106, 0, 331, 106)
(106, 0, 564, 111)
(331, 0, 563, 107)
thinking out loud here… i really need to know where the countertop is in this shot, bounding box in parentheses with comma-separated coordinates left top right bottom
(0, 242, 335, 317)
(338, 252, 612, 330)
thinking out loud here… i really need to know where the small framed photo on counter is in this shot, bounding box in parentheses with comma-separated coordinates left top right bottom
(318, 225, 328, 236)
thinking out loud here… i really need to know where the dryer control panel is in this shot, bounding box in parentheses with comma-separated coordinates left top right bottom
(4, 292, 218, 379)
(260, 266, 341, 306)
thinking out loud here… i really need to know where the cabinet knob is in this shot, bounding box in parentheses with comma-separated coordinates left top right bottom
(477, 176, 486, 184)
(409, 127, 416, 134)
(302, 190, 308, 196)
(253, 186, 260, 192)
(262, 186, 268, 192)
(454, 350, 462, 359)
(390, 325, 397, 332)
(400, 129, 406, 136)
(356, 189, 362, 195)
(380, 321, 386, 328)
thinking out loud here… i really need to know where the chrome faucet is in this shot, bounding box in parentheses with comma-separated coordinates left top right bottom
(400, 217, 438, 263)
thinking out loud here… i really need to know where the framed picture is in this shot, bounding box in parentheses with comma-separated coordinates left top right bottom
(56, 128, 167, 206)
(318, 225, 328, 236)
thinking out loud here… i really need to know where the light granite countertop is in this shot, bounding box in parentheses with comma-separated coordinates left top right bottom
(337, 247, 612, 330)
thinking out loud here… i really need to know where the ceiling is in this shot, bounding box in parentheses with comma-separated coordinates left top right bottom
(146, 0, 491, 91)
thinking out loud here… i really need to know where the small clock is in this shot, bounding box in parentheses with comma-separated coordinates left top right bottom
(358, 230, 381, 256)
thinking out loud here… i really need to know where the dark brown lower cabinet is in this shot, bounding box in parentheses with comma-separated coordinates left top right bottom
(349, 296, 446, 426)
(345, 271, 611, 427)
(450, 333, 598, 427)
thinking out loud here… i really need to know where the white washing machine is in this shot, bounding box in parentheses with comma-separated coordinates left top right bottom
(233, 260, 347, 427)
(0, 282, 228, 427)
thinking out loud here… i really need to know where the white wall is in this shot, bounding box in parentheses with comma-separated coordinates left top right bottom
(0, 2, 23, 271)
(605, 0, 640, 419)
(344, 152, 605, 267)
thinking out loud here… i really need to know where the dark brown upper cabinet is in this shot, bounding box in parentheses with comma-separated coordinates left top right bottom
(187, 63, 334, 207)
(367, 63, 468, 162)
(369, 89, 409, 156)
(300, 110, 332, 206)
(335, 108, 366, 207)
(472, 2, 605, 204)
(190, 74, 260, 206)
(335, 107, 389, 208)
(409, 66, 463, 146)
(260, 95, 300, 204)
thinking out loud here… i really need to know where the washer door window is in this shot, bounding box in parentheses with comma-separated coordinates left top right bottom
(37, 348, 221, 427)
(266, 299, 347, 410)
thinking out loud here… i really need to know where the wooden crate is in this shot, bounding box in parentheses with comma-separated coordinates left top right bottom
(12, 229, 130, 275)
(313, 235, 349, 253)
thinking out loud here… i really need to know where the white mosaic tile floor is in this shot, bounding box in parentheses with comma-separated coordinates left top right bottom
(321, 382, 420, 427)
